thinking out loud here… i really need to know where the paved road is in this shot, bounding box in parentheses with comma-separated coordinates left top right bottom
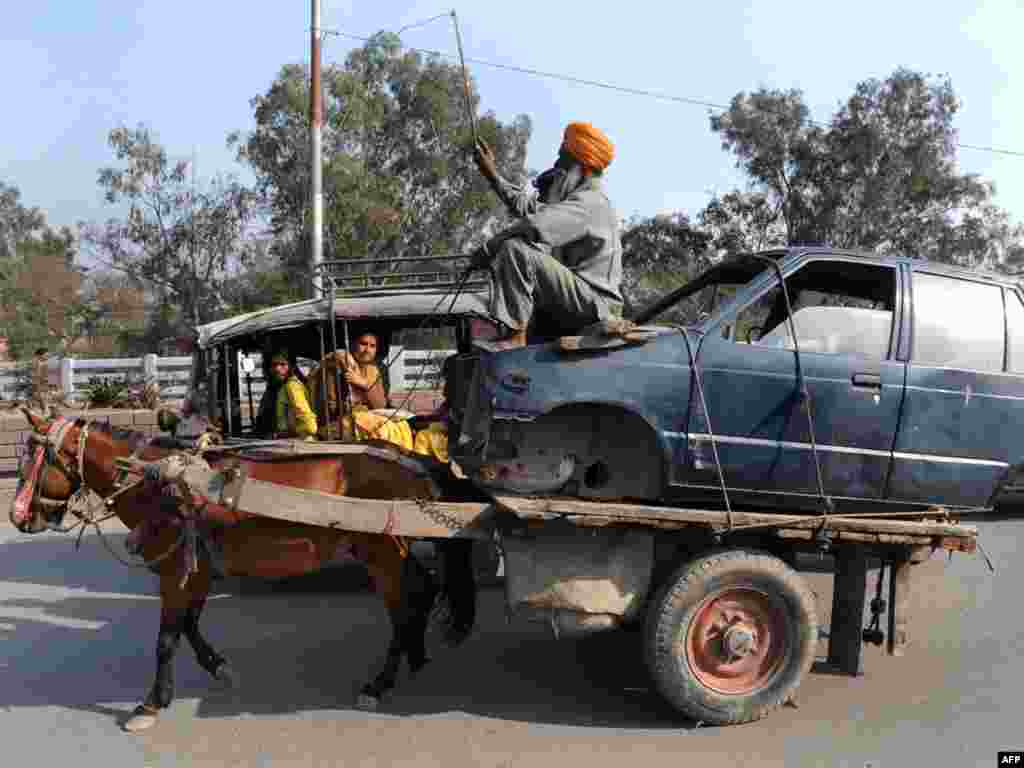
(1, 494, 1021, 768)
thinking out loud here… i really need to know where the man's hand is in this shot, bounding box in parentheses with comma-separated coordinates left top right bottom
(342, 357, 371, 391)
(468, 242, 493, 271)
(473, 139, 499, 184)
(343, 368, 370, 391)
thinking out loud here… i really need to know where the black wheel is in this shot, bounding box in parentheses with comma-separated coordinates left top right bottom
(644, 548, 818, 725)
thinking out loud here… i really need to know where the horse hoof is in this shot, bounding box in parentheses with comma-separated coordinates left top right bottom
(409, 657, 432, 679)
(215, 663, 237, 689)
(442, 625, 472, 649)
(355, 693, 380, 712)
(122, 708, 159, 733)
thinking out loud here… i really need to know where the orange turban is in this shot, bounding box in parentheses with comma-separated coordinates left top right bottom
(562, 122, 615, 172)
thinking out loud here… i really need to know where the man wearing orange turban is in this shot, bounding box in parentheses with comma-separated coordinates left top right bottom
(471, 122, 623, 347)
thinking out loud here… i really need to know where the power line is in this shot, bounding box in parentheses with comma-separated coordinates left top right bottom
(321, 27, 1024, 159)
(393, 12, 451, 36)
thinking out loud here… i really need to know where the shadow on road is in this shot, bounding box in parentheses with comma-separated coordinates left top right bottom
(5, 520, 1005, 734)
(0, 587, 692, 731)
(0, 530, 690, 731)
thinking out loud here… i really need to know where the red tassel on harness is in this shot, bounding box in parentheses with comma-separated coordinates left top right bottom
(11, 446, 45, 526)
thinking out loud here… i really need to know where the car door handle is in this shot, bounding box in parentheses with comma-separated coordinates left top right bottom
(501, 370, 531, 392)
(851, 373, 881, 389)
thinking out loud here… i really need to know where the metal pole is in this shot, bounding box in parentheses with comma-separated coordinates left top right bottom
(318, 324, 327, 434)
(341, 318, 354, 438)
(310, 0, 324, 298)
(450, 10, 479, 146)
(245, 372, 254, 431)
(224, 346, 234, 438)
(327, 290, 349, 440)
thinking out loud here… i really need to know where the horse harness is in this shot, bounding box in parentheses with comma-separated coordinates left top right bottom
(26, 417, 196, 577)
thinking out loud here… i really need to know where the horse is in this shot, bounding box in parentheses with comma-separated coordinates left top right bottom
(9, 408, 478, 732)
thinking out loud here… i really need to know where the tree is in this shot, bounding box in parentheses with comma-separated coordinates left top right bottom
(710, 69, 1019, 263)
(0, 181, 45, 263)
(619, 213, 713, 321)
(0, 183, 113, 358)
(80, 125, 257, 335)
(1, 228, 95, 358)
(76, 271, 148, 356)
(698, 190, 787, 256)
(230, 33, 532, 293)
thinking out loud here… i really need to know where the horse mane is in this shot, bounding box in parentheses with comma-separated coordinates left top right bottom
(78, 417, 149, 446)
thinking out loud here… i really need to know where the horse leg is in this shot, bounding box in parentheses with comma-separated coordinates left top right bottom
(436, 539, 478, 647)
(122, 541, 195, 733)
(181, 562, 235, 688)
(123, 613, 185, 732)
(355, 540, 438, 710)
(397, 552, 440, 677)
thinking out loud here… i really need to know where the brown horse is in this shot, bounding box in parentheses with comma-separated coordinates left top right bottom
(9, 409, 477, 732)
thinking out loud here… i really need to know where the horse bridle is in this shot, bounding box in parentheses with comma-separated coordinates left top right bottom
(21, 417, 100, 529)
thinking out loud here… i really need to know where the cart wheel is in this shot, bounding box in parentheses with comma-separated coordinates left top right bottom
(644, 549, 817, 725)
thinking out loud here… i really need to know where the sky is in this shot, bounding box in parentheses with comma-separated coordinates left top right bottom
(2, 0, 1022, 245)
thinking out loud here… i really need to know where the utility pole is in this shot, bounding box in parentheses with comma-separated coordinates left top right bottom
(310, 0, 324, 298)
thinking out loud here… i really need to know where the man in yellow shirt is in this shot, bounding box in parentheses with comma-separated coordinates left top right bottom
(270, 351, 317, 440)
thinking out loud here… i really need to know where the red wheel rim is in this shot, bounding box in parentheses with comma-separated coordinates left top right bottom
(684, 587, 790, 695)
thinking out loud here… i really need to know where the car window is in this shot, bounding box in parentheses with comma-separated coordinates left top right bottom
(726, 260, 896, 359)
(758, 306, 894, 358)
(912, 273, 1004, 372)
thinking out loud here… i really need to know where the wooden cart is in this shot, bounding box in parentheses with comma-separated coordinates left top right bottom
(119, 443, 979, 726)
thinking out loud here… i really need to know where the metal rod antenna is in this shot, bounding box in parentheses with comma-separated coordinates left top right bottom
(450, 10, 478, 145)
(310, 0, 324, 298)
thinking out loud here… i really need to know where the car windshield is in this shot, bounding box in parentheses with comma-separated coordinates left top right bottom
(634, 256, 771, 326)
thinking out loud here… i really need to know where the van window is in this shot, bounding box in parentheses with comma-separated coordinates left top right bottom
(1005, 289, 1024, 374)
(912, 273, 1004, 372)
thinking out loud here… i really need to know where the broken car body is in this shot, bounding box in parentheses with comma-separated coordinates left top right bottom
(453, 246, 1024, 513)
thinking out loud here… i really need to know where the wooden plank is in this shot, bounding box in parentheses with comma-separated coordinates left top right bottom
(117, 458, 494, 540)
(232, 479, 493, 540)
(775, 529, 976, 553)
(540, 516, 970, 549)
(887, 556, 917, 657)
(492, 496, 976, 540)
(828, 545, 868, 676)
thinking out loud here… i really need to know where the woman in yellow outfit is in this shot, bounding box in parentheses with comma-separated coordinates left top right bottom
(411, 354, 456, 463)
(270, 351, 318, 441)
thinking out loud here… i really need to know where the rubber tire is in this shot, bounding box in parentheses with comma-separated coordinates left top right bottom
(644, 548, 818, 725)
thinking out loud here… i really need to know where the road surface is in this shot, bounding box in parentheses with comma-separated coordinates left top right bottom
(1, 490, 1020, 767)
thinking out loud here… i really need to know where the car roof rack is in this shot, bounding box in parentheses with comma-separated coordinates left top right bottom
(320, 255, 489, 294)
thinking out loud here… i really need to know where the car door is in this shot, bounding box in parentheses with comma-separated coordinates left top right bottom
(887, 270, 1020, 508)
(678, 256, 906, 511)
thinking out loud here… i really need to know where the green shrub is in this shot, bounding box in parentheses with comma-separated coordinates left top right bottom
(82, 375, 131, 408)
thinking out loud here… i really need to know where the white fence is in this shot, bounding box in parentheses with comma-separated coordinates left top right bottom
(0, 347, 455, 404)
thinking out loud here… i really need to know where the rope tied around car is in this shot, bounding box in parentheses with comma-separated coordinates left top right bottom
(673, 255, 835, 540)
(751, 256, 835, 523)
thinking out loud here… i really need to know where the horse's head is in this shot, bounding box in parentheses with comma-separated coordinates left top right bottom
(8, 408, 88, 533)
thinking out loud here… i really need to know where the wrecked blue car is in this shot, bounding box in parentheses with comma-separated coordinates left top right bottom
(452, 246, 1024, 513)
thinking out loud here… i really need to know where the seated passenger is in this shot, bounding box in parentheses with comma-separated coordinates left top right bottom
(309, 333, 414, 450)
(338, 332, 387, 410)
(412, 355, 456, 464)
(269, 350, 317, 441)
